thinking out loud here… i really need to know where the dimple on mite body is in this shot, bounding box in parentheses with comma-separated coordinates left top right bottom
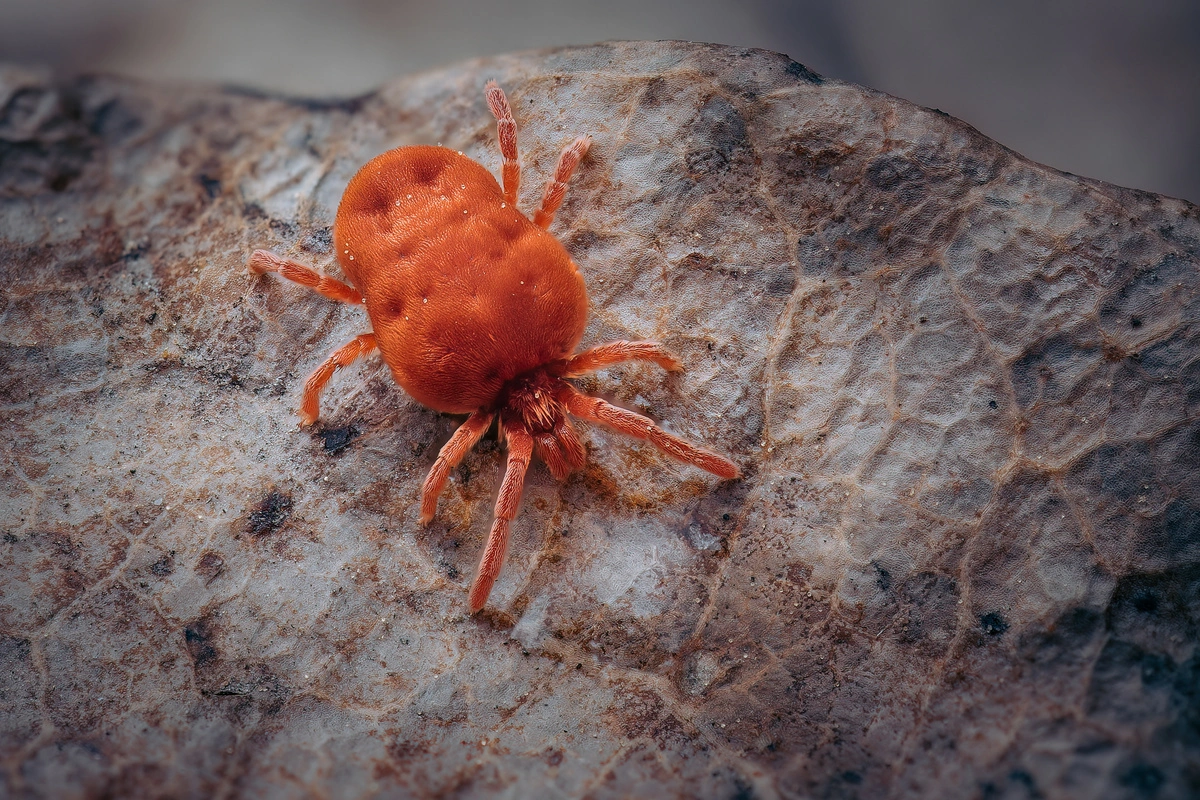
(248, 82, 738, 613)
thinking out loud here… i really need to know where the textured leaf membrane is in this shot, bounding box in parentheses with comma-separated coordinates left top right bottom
(1, 42, 1198, 799)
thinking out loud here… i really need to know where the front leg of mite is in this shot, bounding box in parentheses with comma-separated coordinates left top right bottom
(300, 333, 377, 425)
(532, 134, 591, 229)
(468, 426, 533, 613)
(485, 81, 521, 206)
(248, 250, 363, 305)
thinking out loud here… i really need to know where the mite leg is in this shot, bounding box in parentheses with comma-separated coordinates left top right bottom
(534, 432, 572, 481)
(534, 412, 589, 480)
(485, 81, 521, 206)
(532, 135, 591, 229)
(419, 411, 495, 524)
(560, 385, 739, 480)
(299, 333, 377, 425)
(469, 426, 533, 613)
(554, 415, 587, 473)
(248, 250, 363, 305)
(564, 340, 683, 377)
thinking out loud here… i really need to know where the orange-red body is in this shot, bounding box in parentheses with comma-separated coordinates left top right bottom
(335, 146, 588, 413)
(248, 82, 737, 614)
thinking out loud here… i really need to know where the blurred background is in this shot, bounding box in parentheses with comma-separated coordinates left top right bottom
(2, 0, 1197, 203)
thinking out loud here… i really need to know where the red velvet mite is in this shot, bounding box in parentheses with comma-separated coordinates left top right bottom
(248, 81, 739, 613)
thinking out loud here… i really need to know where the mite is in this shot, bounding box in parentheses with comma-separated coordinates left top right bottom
(248, 81, 739, 612)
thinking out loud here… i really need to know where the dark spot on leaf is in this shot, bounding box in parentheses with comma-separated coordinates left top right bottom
(49, 172, 73, 192)
(197, 173, 221, 199)
(1131, 589, 1158, 614)
(980, 612, 1009, 636)
(196, 551, 224, 586)
(301, 227, 333, 254)
(1119, 763, 1164, 795)
(873, 562, 892, 592)
(684, 96, 747, 176)
(184, 614, 219, 668)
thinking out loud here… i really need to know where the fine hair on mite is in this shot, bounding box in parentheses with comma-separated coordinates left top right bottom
(247, 80, 739, 613)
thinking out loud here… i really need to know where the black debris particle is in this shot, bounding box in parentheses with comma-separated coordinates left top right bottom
(122, 240, 149, 262)
(149, 553, 175, 576)
(247, 491, 293, 536)
(980, 612, 1009, 636)
(785, 60, 824, 84)
(319, 424, 360, 454)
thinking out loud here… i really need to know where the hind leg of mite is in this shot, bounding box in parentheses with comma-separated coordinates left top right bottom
(564, 340, 682, 376)
(560, 384, 739, 479)
(468, 427, 533, 613)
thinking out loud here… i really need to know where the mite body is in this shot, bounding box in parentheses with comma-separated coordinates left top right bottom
(249, 82, 738, 612)
(336, 144, 588, 413)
